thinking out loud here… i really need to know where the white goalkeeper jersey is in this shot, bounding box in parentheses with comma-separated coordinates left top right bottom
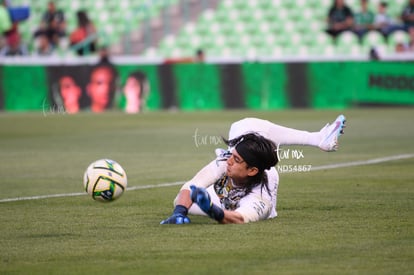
(181, 156, 279, 223)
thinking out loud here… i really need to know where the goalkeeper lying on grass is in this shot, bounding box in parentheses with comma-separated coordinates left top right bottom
(161, 115, 346, 224)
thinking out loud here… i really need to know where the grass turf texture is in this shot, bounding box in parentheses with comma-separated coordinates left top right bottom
(0, 108, 413, 274)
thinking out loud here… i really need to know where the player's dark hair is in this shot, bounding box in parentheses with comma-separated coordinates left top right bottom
(223, 132, 278, 194)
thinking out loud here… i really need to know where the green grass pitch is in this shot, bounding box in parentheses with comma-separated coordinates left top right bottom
(0, 108, 413, 274)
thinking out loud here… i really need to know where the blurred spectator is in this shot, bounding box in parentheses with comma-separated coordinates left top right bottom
(195, 48, 205, 62)
(395, 42, 407, 52)
(394, 27, 414, 52)
(96, 46, 111, 65)
(374, 1, 404, 37)
(164, 48, 205, 64)
(34, 33, 54, 56)
(369, 46, 380, 60)
(0, 30, 28, 56)
(407, 26, 414, 50)
(401, 0, 414, 31)
(34, 1, 66, 47)
(70, 10, 97, 56)
(353, 0, 375, 40)
(0, 0, 27, 56)
(0, 0, 12, 48)
(326, 0, 355, 40)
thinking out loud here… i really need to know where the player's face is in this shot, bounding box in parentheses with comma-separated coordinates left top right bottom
(60, 76, 81, 113)
(226, 149, 258, 184)
(87, 67, 113, 111)
(124, 77, 141, 113)
(124, 77, 141, 98)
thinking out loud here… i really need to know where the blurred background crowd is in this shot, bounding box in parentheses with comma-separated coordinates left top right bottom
(0, 0, 414, 59)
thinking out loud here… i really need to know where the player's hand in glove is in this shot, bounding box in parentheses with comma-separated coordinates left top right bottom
(160, 205, 190, 224)
(190, 185, 224, 222)
(190, 185, 212, 213)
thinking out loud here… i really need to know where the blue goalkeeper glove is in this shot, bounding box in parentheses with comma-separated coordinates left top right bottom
(190, 185, 224, 222)
(160, 205, 191, 225)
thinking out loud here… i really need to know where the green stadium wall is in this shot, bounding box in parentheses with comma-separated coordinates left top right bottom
(0, 61, 413, 112)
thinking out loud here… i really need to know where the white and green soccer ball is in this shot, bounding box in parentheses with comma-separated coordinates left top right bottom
(83, 159, 127, 202)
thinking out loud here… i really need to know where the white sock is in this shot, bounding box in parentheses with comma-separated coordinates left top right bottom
(267, 123, 323, 147)
(229, 118, 323, 148)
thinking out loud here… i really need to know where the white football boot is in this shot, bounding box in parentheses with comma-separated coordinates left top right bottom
(318, 114, 346, 152)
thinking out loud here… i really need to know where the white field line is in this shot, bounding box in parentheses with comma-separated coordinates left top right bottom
(0, 181, 185, 203)
(310, 153, 414, 171)
(1, 153, 413, 203)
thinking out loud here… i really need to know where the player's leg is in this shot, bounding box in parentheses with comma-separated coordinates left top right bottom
(229, 115, 346, 152)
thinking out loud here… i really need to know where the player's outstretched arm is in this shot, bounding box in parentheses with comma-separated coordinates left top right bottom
(160, 189, 193, 224)
(220, 210, 244, 224)
(190, 185, 244, 224)
(159, 205, 190, 224)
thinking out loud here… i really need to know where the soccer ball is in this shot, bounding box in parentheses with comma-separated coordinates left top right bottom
(83, 159, 127, 202)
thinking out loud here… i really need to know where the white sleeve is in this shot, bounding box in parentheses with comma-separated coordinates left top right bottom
(235, 193, 273, 223)
(235, 167, 279, 223)
(180, 159, 226, 191)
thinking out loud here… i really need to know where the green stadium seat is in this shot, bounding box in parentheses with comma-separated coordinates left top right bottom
(337, 31, 360, 46)
(388, 30, 409, 47)
(346, 0, 358, 7)
(270, 46, 284, 57)
(307, 0, 324, 9)
(313, 32, 335, 47)
(362, 30, 387, 49)
(336, 43, 364, 56)
(388, 0, 405, 18)
(321, 44, 337, 57)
